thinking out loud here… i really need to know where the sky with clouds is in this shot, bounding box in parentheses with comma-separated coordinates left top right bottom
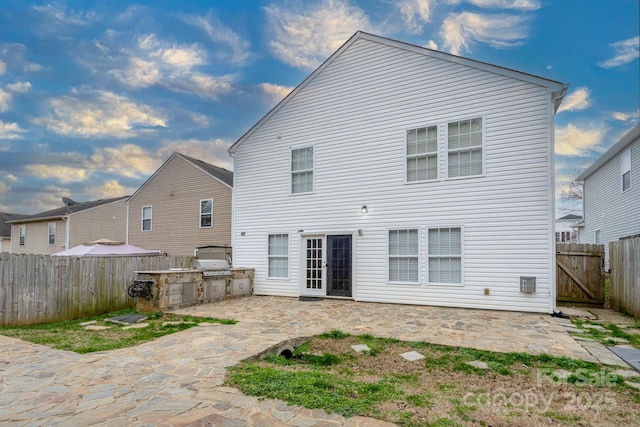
(0, 0, 638, 216)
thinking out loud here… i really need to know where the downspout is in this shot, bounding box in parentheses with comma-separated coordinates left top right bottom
(125, 200, 130, 245)
(61, 216, 70, 250)
(229, 151, 236, 265)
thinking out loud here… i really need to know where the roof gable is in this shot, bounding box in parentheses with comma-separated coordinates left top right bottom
(128, 152, 233, 202)
(7, 197, 129, 224)
(229, 31, 567, 154)
(0, 212, 28, 237)
(577, 123, 640, 181)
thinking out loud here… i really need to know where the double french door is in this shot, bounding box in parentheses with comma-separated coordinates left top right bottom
(302, 234, 352, 297)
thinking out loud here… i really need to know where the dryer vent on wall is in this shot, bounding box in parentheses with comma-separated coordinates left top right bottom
(520, 276, 536, 293)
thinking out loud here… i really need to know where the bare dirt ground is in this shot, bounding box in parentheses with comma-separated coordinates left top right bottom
(288, 336, 640, 426)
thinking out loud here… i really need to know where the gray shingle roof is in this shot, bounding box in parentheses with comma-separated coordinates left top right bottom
(6, 196, 129, 224)
(0, 212, 29, 237)
(178, 153, 233, 186)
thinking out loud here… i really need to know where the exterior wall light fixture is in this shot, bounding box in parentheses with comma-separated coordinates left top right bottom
(361, 205, 368, 214)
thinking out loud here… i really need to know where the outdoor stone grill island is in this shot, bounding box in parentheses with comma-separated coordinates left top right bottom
(131, 261, 254, 312)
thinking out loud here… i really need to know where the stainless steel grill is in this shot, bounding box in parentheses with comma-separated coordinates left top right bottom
(192, 259, 231, 277)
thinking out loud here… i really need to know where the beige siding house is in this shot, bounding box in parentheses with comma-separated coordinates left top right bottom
(127, 152, 233, 256)
(8, 197, 128, 255)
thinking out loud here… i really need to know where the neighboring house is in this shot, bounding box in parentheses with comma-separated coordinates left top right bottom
(555, 214, 581, 243)
(576, 123, 640, 266)
(8, 197, 128, 255)
(229, 32, 567, 314)
(126, 152, 233, 256)
(0, 212, 28, 253)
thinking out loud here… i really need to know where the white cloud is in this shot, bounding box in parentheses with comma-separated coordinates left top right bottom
(260, 82, 294, 104)
(186, 12, 251, 65)
(108, 34, 233, 100)
(32, 90, 167, 138)
(264, 0, 376, 70)
(0, 180, 7, 194)
(446, 0, 540, 9)
(25, 164, 88, 183)
(557, 87, 591, 113)
(426, 40, 438, 50)
(0, 120, 25, 139)
(90, 144, 158, 178)
(0, 88, 10, 112)
(610, 110, 639, 122)
(598, 36, 640, 68)
(440, 11, 530, 55)
(6, 82, 31, 93)
(87, 180, 134, 198)
(189, 112, 210, 127)
(31, 3, 96, 26)
(555, 123, 606, 156)
(397, 0, 434, 34)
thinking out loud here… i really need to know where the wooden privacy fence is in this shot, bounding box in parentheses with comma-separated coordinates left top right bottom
(609, 236, 640, 317)
(556, 243, 605, 307)
(0, 253, 194, 326)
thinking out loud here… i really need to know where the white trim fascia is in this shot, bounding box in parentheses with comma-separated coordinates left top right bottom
(547, 94, 557, 314)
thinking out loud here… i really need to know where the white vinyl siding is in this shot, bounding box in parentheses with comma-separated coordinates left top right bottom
(48, 222, 56, 245)
(447, 118, 483, 178)
(232, 35, 560, 312)
(428, 227, 462, 284)
(388, 229, 419, 283)
(142, 206, 152, 231)
(268, 234, 289, 278)
(291, 147, 314, 194)
(406, 126, 438, 181)
(200, 199, 213, 228)
(621, 148, 631, 192)
(19, 225, 25, 246)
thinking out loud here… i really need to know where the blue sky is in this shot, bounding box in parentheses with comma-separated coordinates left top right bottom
(0, 0, 638, 216)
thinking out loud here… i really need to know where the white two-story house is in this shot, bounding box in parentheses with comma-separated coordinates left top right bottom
(576, 123, 640, 267)
(229, 32, 567, 313)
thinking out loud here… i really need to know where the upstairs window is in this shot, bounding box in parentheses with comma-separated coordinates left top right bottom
(19, 225, 25, 246)
(406, 126, 438, 182)
(448, 118, 483, 178)
(291, 147, 314, 194)
(48, 222, 56, 245)
(268, 234, 289, 278)
(388, 229, 419, 283)
(428, 227, 462, 284)
(142, 206, 152, 231)
(622, 148, 631, 192)
(200, 199, 213, 228)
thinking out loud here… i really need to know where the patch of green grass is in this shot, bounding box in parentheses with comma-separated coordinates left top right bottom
(228, 364, 401, 417)
(0, 309, 236, 353)
(318, 329, 350, 339)
(406, 392, 434, 408)
(544, 411, 581, 423)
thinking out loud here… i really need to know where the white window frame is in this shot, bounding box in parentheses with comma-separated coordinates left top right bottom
(427, 226, 464, 286)
(405, 125, 439, 182)
(141, 206, 152, 231)
(387, 228, 421, 284)
(595, 229, 601, 245)
(199, 198, 213, 228)
(291, 146, 314, 195)
(48, 222, 56, 246)
(267, 233, 290, 279)
(446, 117, 485, 179)
(621, 148, 631, 192)
(19, 225, 25, 246)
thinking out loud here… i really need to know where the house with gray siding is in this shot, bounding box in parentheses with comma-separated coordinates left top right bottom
(7, 197, 128, 255)
(576, 123, 640, 267)
(229, 32, 567, 313)
(126, 152, 233, 256)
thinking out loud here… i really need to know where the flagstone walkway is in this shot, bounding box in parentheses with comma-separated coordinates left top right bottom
(0, 296, 625, 426)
